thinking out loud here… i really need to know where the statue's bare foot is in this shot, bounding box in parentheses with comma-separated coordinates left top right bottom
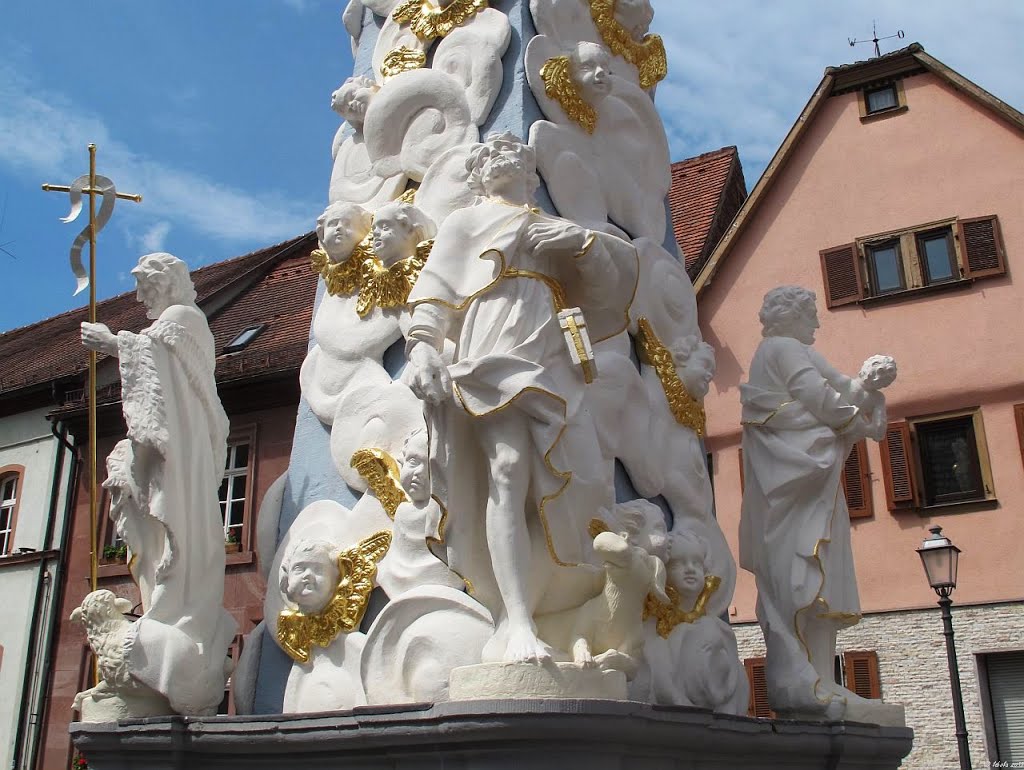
(505, 626, 552, 664)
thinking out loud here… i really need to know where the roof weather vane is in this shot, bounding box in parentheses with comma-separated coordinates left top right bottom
(848, 20, 904, 59)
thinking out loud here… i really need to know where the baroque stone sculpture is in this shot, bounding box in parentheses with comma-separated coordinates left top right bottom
(74, 252, 237, 720)
(739, 285, 903, 725)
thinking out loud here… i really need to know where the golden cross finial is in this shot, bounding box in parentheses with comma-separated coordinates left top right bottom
(42, 144, 142, 593)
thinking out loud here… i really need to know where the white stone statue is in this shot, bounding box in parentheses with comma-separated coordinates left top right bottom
(526, 39, 670, 239)
(374, 428, 466, 597)
(300, 199, 433, 490)
(329, 76, 408, 209)
(76, 252, 237, 719)
(403, 131, 638, 663)
(529, 0, 665, 92)
(739, 285, 903, 725)
(643, 527, 748, 714)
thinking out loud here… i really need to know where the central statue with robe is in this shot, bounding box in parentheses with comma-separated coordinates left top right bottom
(404, 132, 638, 663)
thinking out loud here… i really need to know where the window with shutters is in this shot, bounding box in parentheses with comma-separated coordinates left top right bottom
(979, 650, 1024, 763)
(840, 650, 882, 699)
(819, 215, 1007, 308)
(880, 408, 996, 512)
(744, 657, 774, 718)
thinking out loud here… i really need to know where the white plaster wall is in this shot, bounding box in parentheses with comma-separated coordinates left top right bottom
(0, 406, 72, 770)
(733, 602, 1024, 769)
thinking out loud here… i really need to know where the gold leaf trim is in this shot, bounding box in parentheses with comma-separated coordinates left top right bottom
(381, 45, 427, 80)
(277, 531, 392, 663)
(392, 0, 488, 41)
(539, 55, 598, 134)
(310, 238, 430, 317)
(589, 0, 667, 90)
(643, 574, 721, 638)
(635, 317, 707, 437)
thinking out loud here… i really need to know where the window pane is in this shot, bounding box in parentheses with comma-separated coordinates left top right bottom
(230, 500, 246, 526)
(920, 233, 956, 283)
(218, 477, 229, 502)
(231, 475, 247, 500)
(1, 477, 15, 503)
(867, 85, 898, 113)
(232, 444, 249, 470)
(917, 417, 983, 505)
(869, 244, 903, 293)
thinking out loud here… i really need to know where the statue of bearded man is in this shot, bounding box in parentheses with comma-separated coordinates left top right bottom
(404, 132, 637, 663)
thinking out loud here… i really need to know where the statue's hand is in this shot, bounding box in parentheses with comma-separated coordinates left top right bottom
(525, 220, 588, 260)
(81, 322, 119, 356)
(406, 341, 451, 405)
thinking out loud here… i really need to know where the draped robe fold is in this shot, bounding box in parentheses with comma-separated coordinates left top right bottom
(115, 307, 237, 715)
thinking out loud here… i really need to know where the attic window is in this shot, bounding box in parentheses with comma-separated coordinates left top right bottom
(858, 80, 906, 120)
(223, 324, 266, 354)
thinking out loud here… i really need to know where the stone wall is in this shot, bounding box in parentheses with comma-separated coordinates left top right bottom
(733, 601, 1024, 769)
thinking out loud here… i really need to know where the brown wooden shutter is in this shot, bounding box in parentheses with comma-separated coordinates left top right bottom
(1015, 404, 1024, 471)
(744, 657, 775, 718)
(879, 421, 918, 511)
(958, 215, 1007, 279)
(842, 439, 873, 519)
(819, 243, 864, 307)
(843, 650, 882, 699)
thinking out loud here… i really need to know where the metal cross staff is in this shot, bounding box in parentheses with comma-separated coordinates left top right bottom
(42, 144, 142, 591)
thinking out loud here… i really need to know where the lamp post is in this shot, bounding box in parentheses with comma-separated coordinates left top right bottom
(917, 525, 971, 770)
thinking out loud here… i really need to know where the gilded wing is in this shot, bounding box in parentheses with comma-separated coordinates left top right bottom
(334, 530, 393, 632)
(310, 246, 362, 297)
(392, 0, 488, 41)
(351, 448, 408, 517)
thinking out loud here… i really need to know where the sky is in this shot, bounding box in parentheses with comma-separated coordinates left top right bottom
(1, 1, 1022, 333)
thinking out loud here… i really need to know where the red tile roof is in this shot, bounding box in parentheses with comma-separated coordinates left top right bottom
(0, 233, 317, 399)
(667, 146, 747, 278)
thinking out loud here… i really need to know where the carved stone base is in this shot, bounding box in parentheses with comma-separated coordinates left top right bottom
(75, 691, 173, 723)
(448, 662, 627, 700)
(71, 700, 914, 769)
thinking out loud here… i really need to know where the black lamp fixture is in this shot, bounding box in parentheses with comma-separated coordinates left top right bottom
(917, 525, 970, 770)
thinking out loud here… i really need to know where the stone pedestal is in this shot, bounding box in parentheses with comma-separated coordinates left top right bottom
(72, 699, 913, 770)
(449, 662, 627, 700)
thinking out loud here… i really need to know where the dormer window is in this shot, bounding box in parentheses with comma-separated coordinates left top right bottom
(223, 324, 266, 354)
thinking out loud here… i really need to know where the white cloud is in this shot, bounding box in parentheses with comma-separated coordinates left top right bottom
(0, 63, 318, 247)
(139, 221, 172, 253)
(650, 1, 1024, 186)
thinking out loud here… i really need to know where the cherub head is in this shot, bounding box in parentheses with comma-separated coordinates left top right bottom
(370, 202, 436, 267)
(466, 132, 540, 203)
(399, 427, 430, 504)
(331, 76, 378, 132)
(569, 42, 613, 103)
(667, 528, 711, 602)
(280, 539, 339, 614)
(674, 335, 716, 399)
(613, 0, 654, 41)
(131, 253, 197, 319)
(316, 201, 372, 262)
(759, 285, 819, 345)
(858, 354, 897, 391)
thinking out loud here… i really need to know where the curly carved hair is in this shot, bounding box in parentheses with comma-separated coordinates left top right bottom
(279, 539, 338, 595)
(373, 201, 436, 245)
(758, 285, 817, 338)
(465, 132, 541, 198)
(131, 252, 197, 305)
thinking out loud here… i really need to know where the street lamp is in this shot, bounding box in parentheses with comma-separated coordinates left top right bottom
(917, 525, 970, 770)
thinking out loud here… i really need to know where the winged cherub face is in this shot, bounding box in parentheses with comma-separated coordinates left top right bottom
(282, 541, 339, 614)
(400, 429, 430, 504)
(371, 203, 420, 267)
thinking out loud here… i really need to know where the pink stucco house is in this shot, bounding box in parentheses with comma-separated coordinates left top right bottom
(692, 44, 1024, 767)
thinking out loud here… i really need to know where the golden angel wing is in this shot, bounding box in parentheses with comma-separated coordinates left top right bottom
(310, 246, 361, 297)
(350, 448, 408, 517)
